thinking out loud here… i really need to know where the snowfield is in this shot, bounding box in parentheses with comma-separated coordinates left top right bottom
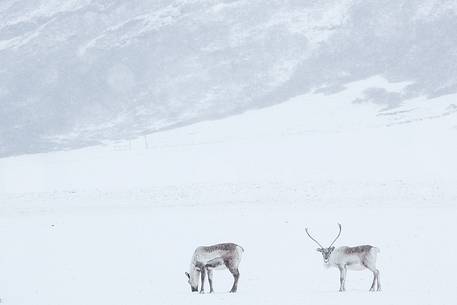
(1, 205, 456, 305)
(1, 81, 457, 305)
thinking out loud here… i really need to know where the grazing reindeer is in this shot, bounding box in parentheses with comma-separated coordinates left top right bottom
(305, 224, 381, 292)
(185, 243, 244, 293)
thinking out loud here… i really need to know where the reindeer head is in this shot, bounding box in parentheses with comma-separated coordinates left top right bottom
(185, 267, 200, 292)
(305, 223, 342, 264)
(316, 247, 336, 263)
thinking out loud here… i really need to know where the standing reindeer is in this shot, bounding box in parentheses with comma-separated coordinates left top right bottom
(185, 243, 244, 293)
(305, 224, 381, 292)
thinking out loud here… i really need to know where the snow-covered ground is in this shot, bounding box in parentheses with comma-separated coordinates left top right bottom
(1, 80, 457, 304)
(1, 205, 455, 305)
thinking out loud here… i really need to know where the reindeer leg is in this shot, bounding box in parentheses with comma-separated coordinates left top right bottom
(199, 268, 206, 294)
(229, 268, 240, 293)
(369, 270, 376, 292)
(205, 258, 224, 293)
(342, 265, 347, 291)
(362, 260, 378, 292)
(375, 269, 381, 291)
(225, 259, 240, 293)
(206, 267, 214, 293)
(338, 265, 346, 292)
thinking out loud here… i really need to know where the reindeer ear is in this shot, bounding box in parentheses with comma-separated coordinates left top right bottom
(185, 272, 190, 279)
(316, 248, 322, 252)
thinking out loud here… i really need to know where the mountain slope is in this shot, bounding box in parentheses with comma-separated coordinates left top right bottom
(1, 0, 457, 157)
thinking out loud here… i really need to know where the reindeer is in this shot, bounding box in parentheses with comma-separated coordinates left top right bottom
(185, 243, 244, 293)
(305, 224, 381, 292)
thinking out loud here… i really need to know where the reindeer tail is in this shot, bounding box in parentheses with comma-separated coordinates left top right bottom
(237, 245, 244, 252)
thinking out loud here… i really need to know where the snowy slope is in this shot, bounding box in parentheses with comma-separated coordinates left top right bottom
(1, 76, 456, 195)
(1, 76, 456, 305)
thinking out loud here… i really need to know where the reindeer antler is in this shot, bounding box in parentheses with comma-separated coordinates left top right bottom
(329, 223, 342, 247)
(305, 227, 324, 248)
